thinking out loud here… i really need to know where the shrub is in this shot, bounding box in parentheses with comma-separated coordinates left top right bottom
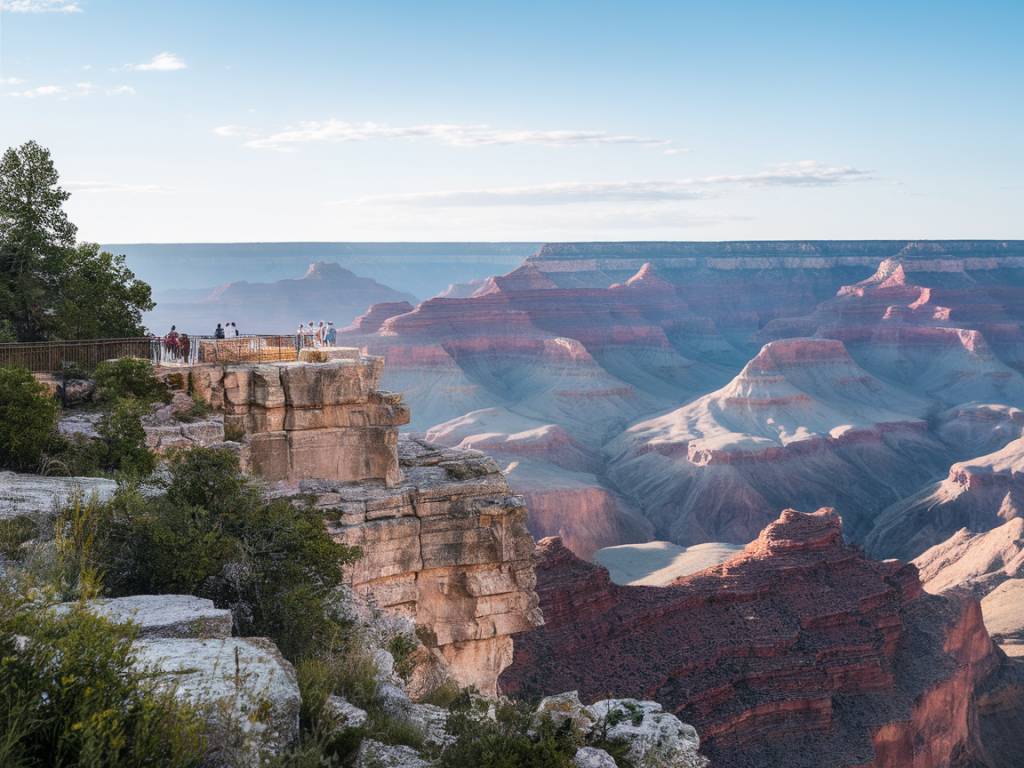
(95, 447, 358, 658)
(0, 582, 205, 767)
(0, 515, 38, 560)
(94, 398, 156, 477)
(0, 365, 58, 471)
(93, 358, 169, 405)
(438, 696, 578, 768)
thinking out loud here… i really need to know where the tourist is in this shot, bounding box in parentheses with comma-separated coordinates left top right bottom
(325, 321, 337, 346)
(308, 320, 317, 347)
(231, 322, 240, 337)
(180, 333, 191, 362)
(316, 320, 326, 347)
(215, 322, 225, 339)
(165, 325, 180, 361)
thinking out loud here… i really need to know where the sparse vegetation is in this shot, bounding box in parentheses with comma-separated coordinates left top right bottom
(0, 365, 59, 471)
(0, 582, 206, 767)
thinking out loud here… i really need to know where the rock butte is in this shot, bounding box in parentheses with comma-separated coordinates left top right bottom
(501, 509, 1024, 768)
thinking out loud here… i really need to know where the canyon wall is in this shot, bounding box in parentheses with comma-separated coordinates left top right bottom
(501, 509, 1024, 767)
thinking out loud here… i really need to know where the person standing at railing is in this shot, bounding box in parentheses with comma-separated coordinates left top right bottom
(325, 321, 337, 346)
(164, 325, 180, 361)
(180, 333, 191, 363)
(215, 323, 225, 340)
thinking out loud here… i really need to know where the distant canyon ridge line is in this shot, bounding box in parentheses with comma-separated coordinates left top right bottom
(135, 240, 1024, 643)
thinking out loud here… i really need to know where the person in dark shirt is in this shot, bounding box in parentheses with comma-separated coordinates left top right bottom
(215, 323, 225, 339)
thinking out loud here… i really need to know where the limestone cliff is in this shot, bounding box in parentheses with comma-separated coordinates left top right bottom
(288, 436, 542, 697)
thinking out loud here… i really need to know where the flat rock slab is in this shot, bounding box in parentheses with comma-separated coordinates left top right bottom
(133, 637, 300, 761)
(0, 471, 116, 521)
(58, 595, 232, 639)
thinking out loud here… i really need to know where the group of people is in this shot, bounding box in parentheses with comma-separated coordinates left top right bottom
(161, 325, 191, 361)
(297, 320, 336, 347)
(214, 322, 241, 339)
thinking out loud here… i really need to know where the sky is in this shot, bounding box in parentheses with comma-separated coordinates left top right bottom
(1, 0, 1022, 243)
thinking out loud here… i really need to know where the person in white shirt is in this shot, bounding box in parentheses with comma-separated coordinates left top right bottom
(316, 321, 326, 347)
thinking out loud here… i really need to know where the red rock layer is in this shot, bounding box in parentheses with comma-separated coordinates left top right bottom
(501, 509, 1023, 768)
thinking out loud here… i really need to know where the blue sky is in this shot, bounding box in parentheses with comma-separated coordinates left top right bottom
(1, 0, 1021, 242)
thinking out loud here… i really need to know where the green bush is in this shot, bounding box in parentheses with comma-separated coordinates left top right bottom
(438, 696, 579, 768)
(93, 358, 169, 405)
(0, 366, 58, 471)
(0, 582, 205, 767)
(94, 398, 155, 477)
(95, 447, 358, 658)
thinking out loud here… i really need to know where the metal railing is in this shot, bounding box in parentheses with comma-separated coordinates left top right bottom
(0, 337, 153, 373)
(0, 334, 329, 372)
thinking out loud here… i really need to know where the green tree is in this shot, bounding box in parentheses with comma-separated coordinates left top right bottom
(51, 243, 155, 339)
(0, 141, 76, 341)
(0, 141, 156, 341)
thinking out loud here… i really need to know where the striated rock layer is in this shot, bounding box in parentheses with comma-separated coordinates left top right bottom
(606, 338, 949, 545)
(276, 436, 542, 697)
(868, 436, 1024, 561)
(502, 509, 1024, 768)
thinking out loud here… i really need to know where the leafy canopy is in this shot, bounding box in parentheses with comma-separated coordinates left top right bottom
(0, 141, 153, 341)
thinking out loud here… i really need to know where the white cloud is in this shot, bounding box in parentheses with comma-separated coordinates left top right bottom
(131, 52, 187, 72)
(106, 84, 136, 96)
(342, 162, 873, 208)
(0, 0, 81, 12)
(0, 76, 26, 85)
(9, 84, 67, 98)
(663, 147, 691, 156)
(65, 180, 173, 194)
(216, 119, 672, 152)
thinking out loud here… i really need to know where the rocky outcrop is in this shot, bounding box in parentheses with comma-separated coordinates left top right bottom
(0, 471, 116, 522)
(605, 338, 949, 545)
(868, 437, 1024, 561)
(502, 509, 1024, 767)
(282, 436, 541, 697)
(218, 356, 410, 485)
(67, 594, 299, 763)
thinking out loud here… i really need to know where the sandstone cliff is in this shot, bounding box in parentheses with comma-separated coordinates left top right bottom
(501, 509, 1024, 767)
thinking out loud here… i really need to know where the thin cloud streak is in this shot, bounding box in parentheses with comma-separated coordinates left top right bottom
(130, 52, 187, 72)
(215, 119, 673, 151)
(0, 0, 81, 12)
(342, 162, 873, 207)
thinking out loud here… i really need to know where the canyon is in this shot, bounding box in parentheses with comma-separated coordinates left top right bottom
(336, 240, 1024, 563)
(501, 509, 1024, 767)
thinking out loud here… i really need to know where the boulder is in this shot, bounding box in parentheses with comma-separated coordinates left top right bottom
(57, 594, 232, 639)
(587, 699, 705, 768)
(355, 739, 430, 768)
(409, 702, 452, 747)
(534, 690, 596, 734)
(0, 471, 116, 522)
(573, 747, 618, 768)
(324, 694, 368, 730)
(58, 378, 96, 405)
(132, 637, 300, 763)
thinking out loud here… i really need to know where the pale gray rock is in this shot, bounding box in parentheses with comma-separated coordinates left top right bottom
(324, 694, 368, 730)
(356, 739, 430, 768)
(534, 690, 596, 734)
(587, 699, 706, 768)
(409, 702, 452, 747)
(58, 411, 102, 439)
(0, 471, 116, 522)
(574, 746, 618, 768)
(377, 681, 412, 718)
(57, 594, 232, 639)
(132, 637, 300, 763)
